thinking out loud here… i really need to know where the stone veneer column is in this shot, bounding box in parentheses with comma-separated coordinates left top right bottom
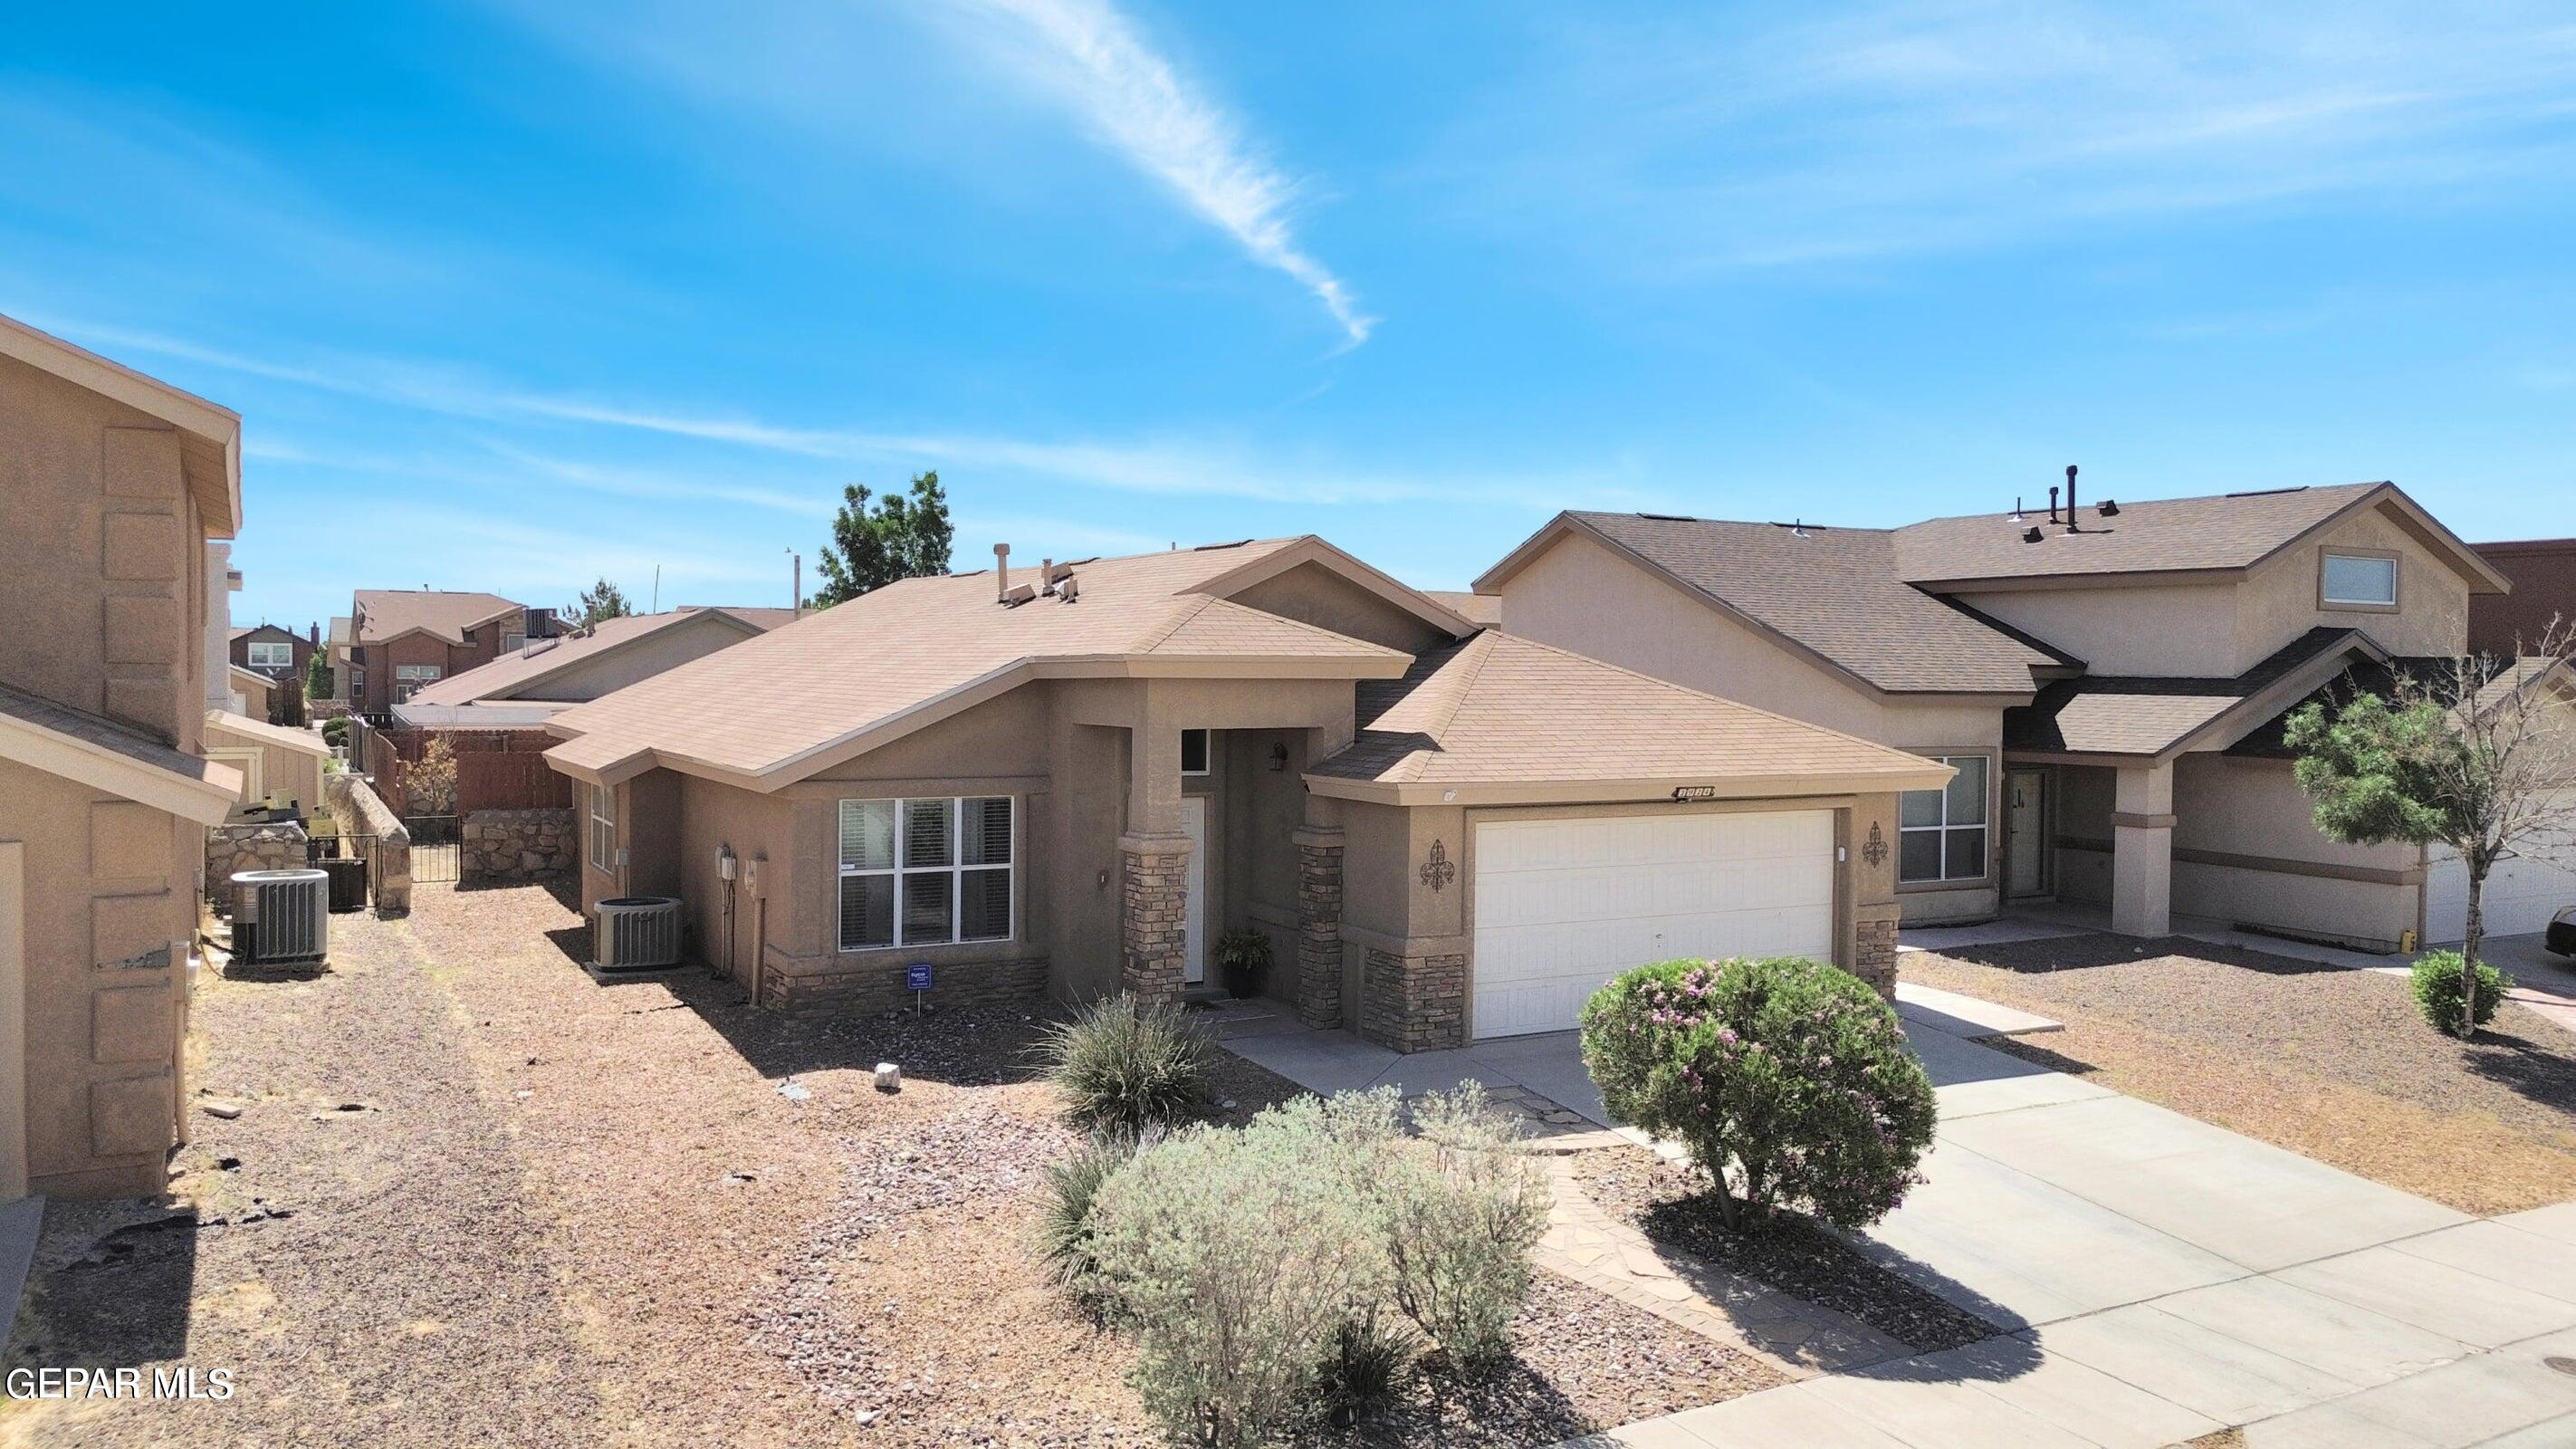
(1292, 825, 1345, 1029)
(1358, 947, 1466, 1053)
(1119, 832, 1192, 1007)
(1850, 902, 1901, 1000)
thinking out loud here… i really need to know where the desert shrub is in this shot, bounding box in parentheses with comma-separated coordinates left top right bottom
(1087, 1107, 1388, 1449)
(1378, 1084, 1552, 1365)
(1036, 1130, 1149, 1300)
(321, 715, 349, 743)
(1039, 994, 1214, 1135)
(405, 734, 459, 815)
(2410, 949, 2507, 1038)
(1580, 956, 1937, 1232)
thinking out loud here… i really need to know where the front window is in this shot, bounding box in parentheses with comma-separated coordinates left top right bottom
(393, 663, 441, 702)
(2321, 552, 2398, 608)
(1900, 755, 1988, 884)
(589, 784, 617, 872)
(838, 796, 1013, 951)
(247, 640, 292, 670)
(502, 631, 525, 655)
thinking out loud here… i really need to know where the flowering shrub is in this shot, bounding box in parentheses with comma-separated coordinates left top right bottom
(1579, 956, 1937, 1231)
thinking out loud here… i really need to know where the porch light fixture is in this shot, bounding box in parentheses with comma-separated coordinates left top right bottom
(1671, 784, 1718, 802)
(1269, 743, 1289, 772)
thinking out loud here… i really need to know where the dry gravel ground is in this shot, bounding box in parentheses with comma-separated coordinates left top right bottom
(1902, 933, 2576, 1215)
(1567, 1148, 1999, 1354)
(5, 882, 1781, 1447)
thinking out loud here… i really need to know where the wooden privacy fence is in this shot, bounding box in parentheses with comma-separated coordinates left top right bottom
(356, 721, 568, 815)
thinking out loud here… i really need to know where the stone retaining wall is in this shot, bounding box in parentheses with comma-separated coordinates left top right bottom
(462, 807, 577, 884)
(326, 772, 410, 916)
(204, 822, 309, 907)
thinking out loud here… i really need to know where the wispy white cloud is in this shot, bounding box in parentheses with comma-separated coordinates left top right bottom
(60, 321, 1652, 512)
(937, 0, 1374, 342)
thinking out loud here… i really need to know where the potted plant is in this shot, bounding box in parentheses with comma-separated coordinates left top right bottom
(1213, 928, 1272, 1000)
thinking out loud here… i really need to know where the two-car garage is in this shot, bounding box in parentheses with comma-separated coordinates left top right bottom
(1468, 809, 1839, 1040)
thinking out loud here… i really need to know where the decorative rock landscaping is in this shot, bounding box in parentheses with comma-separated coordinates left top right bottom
(203, 821, 308, 906)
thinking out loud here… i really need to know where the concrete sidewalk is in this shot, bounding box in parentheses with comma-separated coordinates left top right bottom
(1566, 1021, 2576, 1449)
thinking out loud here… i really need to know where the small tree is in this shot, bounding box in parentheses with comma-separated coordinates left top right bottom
(569, 578, 633, 629)
(304, 651, 334, 703)
(810, 469, 954, 608)
(406, 734, 460, 817)
(2284, 620, 2576, 1037)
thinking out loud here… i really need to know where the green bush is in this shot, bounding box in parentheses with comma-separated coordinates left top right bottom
(1087, 1104, 1389, 1449)
(1580, 956, 1938, 1232)
(1072, 1086, 1550, 1444)
(2410, 950, 2508, 1038)
(1039, 994, 1214, 1135)
(1036, 1130, 1148, 1300)
(321, 715, 350, 742)
(1380, 1084, 1552, 1366)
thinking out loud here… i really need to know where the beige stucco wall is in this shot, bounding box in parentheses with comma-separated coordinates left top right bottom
(2234, 504, 2472, 668)
(0, 757, 193, 1198)
(524, 615, 761, 703)
(2053, 764, 2115, 906)
(2169, 753, 2419, 949)
(1971, 580, 2245, 677)
(1227, 561, 1453, 655)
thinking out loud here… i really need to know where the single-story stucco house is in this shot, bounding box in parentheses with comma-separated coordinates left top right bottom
(396, 605, 797, 729)
(542, 538, 1949, 1049)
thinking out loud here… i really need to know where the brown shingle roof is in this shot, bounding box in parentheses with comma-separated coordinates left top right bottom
(2004, 627, 2370, 758)
(1891, 482, 2388, 585)
(1309, 630, 1951, 796)
(547, 541, 1410, 784)
(352, 590, 523, 646)
(407, 607, 785, 706)
(1565, 513, 2061, 695)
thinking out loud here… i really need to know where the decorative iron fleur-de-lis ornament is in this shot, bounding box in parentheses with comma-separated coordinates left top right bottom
(1862, 821, 1890, 869)
(1420, 839, 1456, 893)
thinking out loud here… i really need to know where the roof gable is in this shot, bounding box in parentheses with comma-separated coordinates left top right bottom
(0, 312, 242, 537)
(408, 607, 771, 706)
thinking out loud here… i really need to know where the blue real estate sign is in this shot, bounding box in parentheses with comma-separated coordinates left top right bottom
(905, 962, 934, 993)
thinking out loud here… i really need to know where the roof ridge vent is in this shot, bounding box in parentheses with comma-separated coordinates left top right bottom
(1768, 520, 1822, 536)
(1001, 582, 1036, 607)
(2225, 485, 2311, 498)
(1637, 512, 1699, 522)
(1192, 538, 1256, 552)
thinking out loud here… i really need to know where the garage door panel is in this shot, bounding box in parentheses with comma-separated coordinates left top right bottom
(1471, 811, 1836, 1041)
(2427, 834, 2576, 942)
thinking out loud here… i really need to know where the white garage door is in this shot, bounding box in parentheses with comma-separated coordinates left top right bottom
(1470, 811, 1836, 1041)
(2428, 811, 2576, 942)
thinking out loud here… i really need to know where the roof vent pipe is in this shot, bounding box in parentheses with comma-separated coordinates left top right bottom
(2064, 465, 2079, 533)
(1039, 559, 1053, 596)
(2048, 485, 2061, 524)
(993, 542, 1010, 604)
(1058, 574, 1080, 604)
(2011, 495, 2025, 522)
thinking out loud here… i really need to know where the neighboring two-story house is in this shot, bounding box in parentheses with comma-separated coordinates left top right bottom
(1479, 481, 2560, 953)
(344, 590, 549, 720)
(1, 313, 244, 1202)
(227, 620, 314, 682)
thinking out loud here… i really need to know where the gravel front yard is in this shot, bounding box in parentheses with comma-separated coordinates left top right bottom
(5, 882, 1784, 1447)
(1902, 933, 2576, 1215)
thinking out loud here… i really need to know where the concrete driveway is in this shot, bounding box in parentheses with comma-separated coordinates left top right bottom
(1585, 1012, 2576, 1448)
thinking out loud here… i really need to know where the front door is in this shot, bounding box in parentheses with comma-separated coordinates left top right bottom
(2004, 769, 2048, 897)
(1182, 796, 1208, 984)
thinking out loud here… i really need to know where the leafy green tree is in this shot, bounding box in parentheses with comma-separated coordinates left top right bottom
(304, 651, 334, 703)
(2285, 624, 2575, 1036)
(810, 470, 953, 608)
(569, 578, 633, 629)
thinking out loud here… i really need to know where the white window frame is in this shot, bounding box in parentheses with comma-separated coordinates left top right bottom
(2320, 552, 2399, 609)
(838, 796, 1014, 952)
(246, 639, 292, 670)
(392, 662, 442, 704)
(1180, 727, 1211, 777)
(1899, 754, 1990, 885)
(589, 783, 617, 873)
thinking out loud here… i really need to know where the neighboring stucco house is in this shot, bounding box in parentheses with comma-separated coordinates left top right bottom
(228, 620, 314, 682)
(2471, 538, 2576, 660)
(344, 589, 544, 719)
(396, 606, 796, 728)
(542, 539, 1947, 1050)
(225, 663, 276, 721)
(1, 312, 244, 1202)
(1477, 481, 2541, 952)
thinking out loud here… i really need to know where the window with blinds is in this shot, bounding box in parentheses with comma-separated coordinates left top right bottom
(838, 796, 1013, 951)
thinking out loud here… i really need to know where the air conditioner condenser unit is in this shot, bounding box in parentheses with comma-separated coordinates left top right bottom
(232, 868, 330, 968)
(594, 896, 684, 972)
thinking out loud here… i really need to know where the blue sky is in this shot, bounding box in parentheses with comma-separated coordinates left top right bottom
(6, 2, 2573, 634)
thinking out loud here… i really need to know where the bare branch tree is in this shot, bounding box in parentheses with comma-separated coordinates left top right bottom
(2286, 616, 2576, 1035)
